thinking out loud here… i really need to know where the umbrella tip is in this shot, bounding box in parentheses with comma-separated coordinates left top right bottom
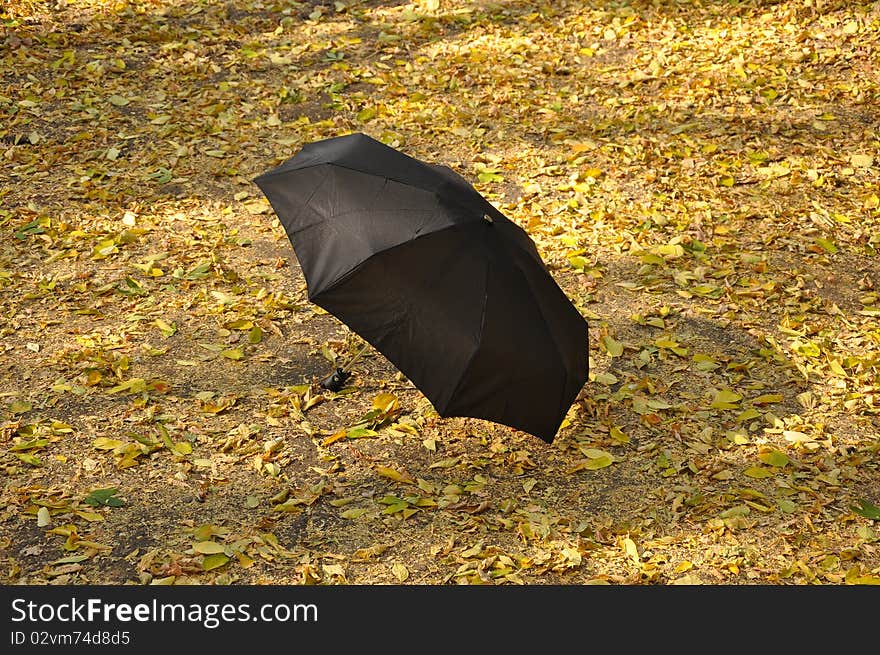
(483, 213, 494, 224)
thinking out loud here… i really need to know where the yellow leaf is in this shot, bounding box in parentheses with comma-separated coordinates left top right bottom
(592, 372, 618, 385)
(322, 564, 346, 578)
(744, 466, 774, 478)
(783, 430, 812, 443)
(584, 455, 614, 469)
(758, 450, 789, 467)
(711, 389, 742, 409)
(75, 511, 105, 522)
(751, 393, 783, 405)
(153, 318, 177, 336)
(193, 541, 226, 554)
(172, 442, 192, 456)
(372, 392, 399, 413)
(93, 437, 125, 451)
(375, 466, 414, 484)
(236, 552, 255, 568)
(321, 430, 347, 447)
(609, 426, 629, 444)
(736, 408, 761, 422)
(654, 244, 684, 259)
(601, 335, 624, 357)
(391, 562, 409, 582)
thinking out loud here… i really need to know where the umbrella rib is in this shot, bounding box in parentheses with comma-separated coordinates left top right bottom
(270, 164, 333, 241)
(435, 259, 491, 417)
(315, 220, 472, 297)
(256, 161, 449, 198)
(315, 222, 489, 414)
(500, 238, 578, 425)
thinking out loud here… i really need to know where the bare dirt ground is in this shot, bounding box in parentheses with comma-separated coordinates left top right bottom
(1, 0, 879, 586)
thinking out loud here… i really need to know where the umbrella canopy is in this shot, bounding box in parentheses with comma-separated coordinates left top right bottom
(254, 133, 589, 442)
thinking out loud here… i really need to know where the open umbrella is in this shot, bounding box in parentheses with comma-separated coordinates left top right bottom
(254, 133, 588, 443)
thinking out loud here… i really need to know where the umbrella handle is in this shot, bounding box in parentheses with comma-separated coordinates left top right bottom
(320, 368, 351, 392)
(319, 342, 370, 391)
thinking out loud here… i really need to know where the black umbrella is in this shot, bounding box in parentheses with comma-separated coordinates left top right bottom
(254, 133, 588, 443)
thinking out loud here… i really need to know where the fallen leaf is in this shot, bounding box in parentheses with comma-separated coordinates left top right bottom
(193, 541, 226, 555)
(37, 507, 51, 527)
(391, 562, 409, 582)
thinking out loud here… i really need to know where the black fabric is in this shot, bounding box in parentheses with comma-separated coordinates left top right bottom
(254, 133, 589, 442)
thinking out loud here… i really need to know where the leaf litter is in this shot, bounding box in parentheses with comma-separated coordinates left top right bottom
(0, 0, 879, 585)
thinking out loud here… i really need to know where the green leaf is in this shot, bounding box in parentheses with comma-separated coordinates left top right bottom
(758, 450, 789, 467)
(15, 453, 42, 466)
(814, 238, 837, 254)
(184, 262, 213, 280)
(106, 378, 147, 395)
(154, 318, 177, 337)
(202, 553, 230, 571)
(93, 437, 125, 450)
(851, 499, 880, 521)
(601, 335, 624, 357)
(172, 441, 192, 455)
(9, 400, 32, 414)
(477, 170, 503, 183)
(346, 427, 377, 439)
(736, 408, 761, 422)
(778, 499, 797, 513)
(569, 255, 588, 271)
(84, 488, 124, 507)
(743, 466, 774, 479)
(356, 107, 377, 122)
(711, 389, 742, 409)
(9, 438, 48, 451)
(584, 454, 614, 469)
(609, 425, 629, 444)
(148, 167, 173, 184)
(793, 340, 821, 358)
